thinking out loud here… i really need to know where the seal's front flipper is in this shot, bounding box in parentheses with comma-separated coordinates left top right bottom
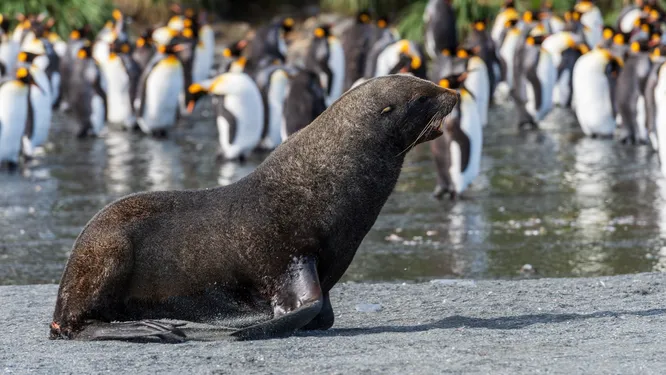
(232, 256, 324, 340)
(77, 320, 187, 343)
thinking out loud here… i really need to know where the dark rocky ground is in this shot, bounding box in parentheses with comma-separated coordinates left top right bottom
(2, 273, 666, 374)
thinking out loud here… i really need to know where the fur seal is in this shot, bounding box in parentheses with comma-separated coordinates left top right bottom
(49, 75, 458, 342)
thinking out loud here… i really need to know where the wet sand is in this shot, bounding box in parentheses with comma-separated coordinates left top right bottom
(2, 273, 665, 374)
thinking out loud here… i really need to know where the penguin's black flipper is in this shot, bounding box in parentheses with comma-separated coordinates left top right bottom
(24, 86, 35, 141)
(93, 71, 108, 121)
(135, 54, 162, 118)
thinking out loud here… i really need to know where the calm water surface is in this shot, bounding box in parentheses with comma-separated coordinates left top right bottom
(2, 103, 666, 285)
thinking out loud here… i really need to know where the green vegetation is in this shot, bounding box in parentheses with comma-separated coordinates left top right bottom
(0, 0, 114, 37)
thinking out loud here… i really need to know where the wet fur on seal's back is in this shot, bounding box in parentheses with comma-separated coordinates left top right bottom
(52, 75, 458, 334)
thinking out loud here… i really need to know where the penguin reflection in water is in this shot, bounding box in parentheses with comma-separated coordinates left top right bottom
(69, 43, 107, 138)
(187, 73, 264, 162)
(0, 67, 41, 170)
(431, 72, 482, 200)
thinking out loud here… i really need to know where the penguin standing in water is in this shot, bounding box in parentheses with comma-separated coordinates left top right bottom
(424, 0, 457, 60)
(512, 28, 556, 128)
(254, 65, 289, 150)
(69, 43, 107, 138)
(0, 67, 39, 170)
(431, 71, 482, 200)
(102, 39, 141, 130)
(341, 10, 374, 90)
(652, 53, 666, 173)
(281, 68, 327, 138)
(572, 47, 623, 138)
(135, 41, 185, 137)
(132, 28, 155, 71)
(496, 19, 522, 99)
(59, 26, 91, 111)
(305, 25, 345, 107)
(644, 45, 666, 150)
(16, 50, 52, 153)
(244, 17, 294, 76)
(616, 40, 654, 144)
(187, 73, 264, 161)
(453, 48, 490, 127)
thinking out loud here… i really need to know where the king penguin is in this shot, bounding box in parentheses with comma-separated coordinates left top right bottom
(254, 65, 289, 150)
(244, 17, 294, 76)
(431, 71, 483, 200)
(15, 50, 52, 153)
(644, 45, 666, 151)
(424, 0, 457, 60)
(572, 47, 624, 138)
(0, 67, 38, 169)
(133, 28, 155, 72)
(512, 27, 556, 128)
(135, 41, 185, 137)
(281, 68, 327, 139)
(305, 25, 346, 107)
(69, 43, 107, 138)
(102, 39, 141, 130)
(616, 40, 654, 144)
(542, 32, 586, 107)
(187, 72, 264, 161)
(0, 14, 19, 78)
(454, 48, 490, 127)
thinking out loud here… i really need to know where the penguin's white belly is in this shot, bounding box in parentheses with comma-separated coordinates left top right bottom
(93, 42, 110, 64)
(573, 59, 615, 136)
(619, 9, 641, 34)
(0, 82, 29, 163)
(0, 41, 19, 77)
(193, 44, 212, 84)
(554, 68, 572, 107)
(655, 66, 666, 175)
(105, 60, 134, 127)
(499, 35, 519, 87)
(326, 40, 346, 106)
(50, 71, 61, 105)
(28, 69, 53, 149)
(637, 95, 647, 142)
(581, 10, 603, 48)
(139, 61, 183, 133)
(450, 97, 482, 194)
(466, 59, 489, 126)
(90, 94, 106, 135)
(54, 41, 67, 58)
(217, 94, 263, 160)
(263, 73, 289, 150)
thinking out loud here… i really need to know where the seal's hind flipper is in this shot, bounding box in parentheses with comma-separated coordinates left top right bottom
(231, 299, 323, 341)
(77, 320, 187, 343)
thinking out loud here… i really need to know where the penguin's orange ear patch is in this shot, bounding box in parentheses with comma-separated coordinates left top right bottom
(223, 48, 232, 57)
(631, 42, 641, 52)
(439, 79, 450, 88)
(77, 49, 87, 59)
(314, 28, 325, 38)
(16, 67, 28, 79)
(18, 52, 27, 62)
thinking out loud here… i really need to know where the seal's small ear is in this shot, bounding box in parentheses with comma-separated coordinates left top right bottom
(381, 106, 393, 114)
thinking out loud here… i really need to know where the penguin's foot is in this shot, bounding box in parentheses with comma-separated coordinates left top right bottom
(0, 161, 20, 172)
(216, 153, 247, 164)
(518, 121, 538, 130)
(432, 185, 446, 200)
(620, 135, 636, 145)
(77, 127, 90, 139)
(151, 129, 169, 138)
(449, 191, 458, 201)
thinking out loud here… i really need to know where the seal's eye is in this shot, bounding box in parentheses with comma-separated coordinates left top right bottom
(417, 96, 428, 103)
(381, 106, 393, 114)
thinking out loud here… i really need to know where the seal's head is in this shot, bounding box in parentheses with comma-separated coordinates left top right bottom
(340, 75, 459, 151)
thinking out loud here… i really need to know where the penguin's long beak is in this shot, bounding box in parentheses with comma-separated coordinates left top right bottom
(186, 100, 196, 114)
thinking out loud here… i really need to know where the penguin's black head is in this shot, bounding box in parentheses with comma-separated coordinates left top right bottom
(526, 34, 547, 46)
(377, 16, 389, 29)
(136, 28, 154, 48)
(223, 40, 247, 59)
(186, 83, 208, 113)
(438, 71, 473, 98)
(313, 25, 332, 39)
(505, 0, 515, 9)
(0, 14, 9, 34)
(356, 10, 371, 24)
(158, 41, 186, 56)
(77, 43, 93, 60)
(504, 18, 519, 29)
(630, 40, 652, 54)
(472, 19, 487, 32)
(454, 47, 475, 60)
(613, 32, 629, 46)
(17, 51, 39, 64)
(110, 40, 132, 55)
(389, 53, 422, 75)
(282, 17, 295, 33)
(651, 45, 666, 60)
(15, 67, 33, 84)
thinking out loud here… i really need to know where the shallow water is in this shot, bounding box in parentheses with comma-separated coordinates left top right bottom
(1, 103, 666, 285)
